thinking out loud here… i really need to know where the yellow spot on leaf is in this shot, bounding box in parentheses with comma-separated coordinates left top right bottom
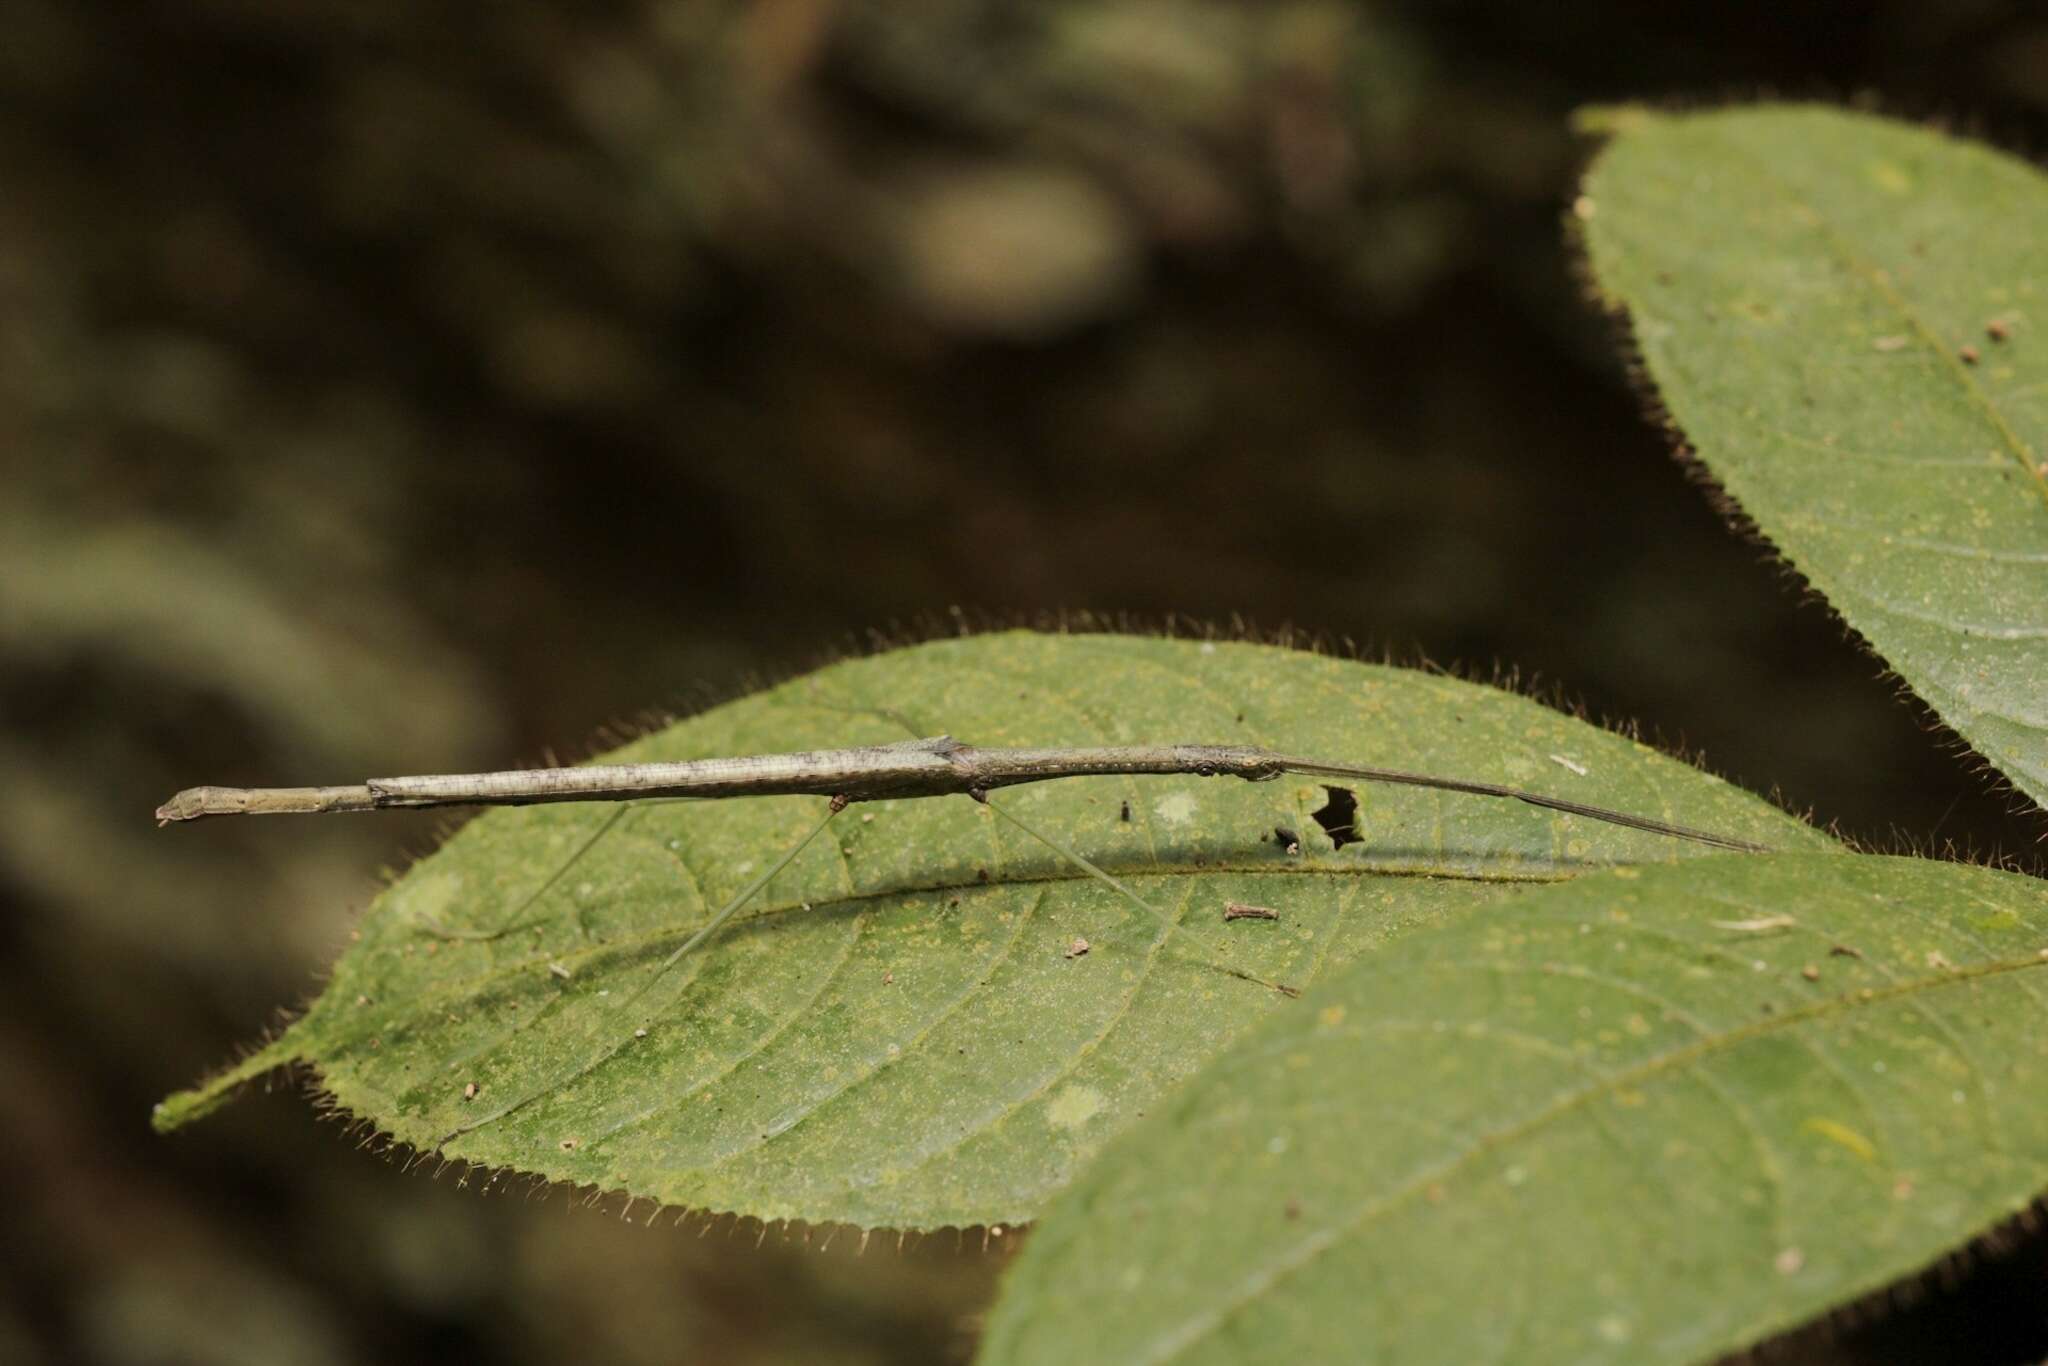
(1803, 1117, 1878, 1163)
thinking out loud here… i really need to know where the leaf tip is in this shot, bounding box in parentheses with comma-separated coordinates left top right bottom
(151, 1088, 225, 1134)
(152, 1036, 297, 1133)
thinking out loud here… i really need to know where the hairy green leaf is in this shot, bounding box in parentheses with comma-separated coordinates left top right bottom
(1579, 104, 2048, 807)
(157, 633, 1822, 1228)
(980, 853, 2048, 1366)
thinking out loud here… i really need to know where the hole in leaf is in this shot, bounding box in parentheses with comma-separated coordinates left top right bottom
(1311, 786, 1360, 850)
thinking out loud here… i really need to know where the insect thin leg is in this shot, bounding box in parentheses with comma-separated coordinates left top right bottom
(984, 798, 1297, 997)
(422, 801, 640, 942)
(621, 798, 845, 1014)
(437, 799, 847, 1147)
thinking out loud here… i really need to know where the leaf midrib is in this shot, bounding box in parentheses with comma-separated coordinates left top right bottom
(353, 858, 1584, 1039)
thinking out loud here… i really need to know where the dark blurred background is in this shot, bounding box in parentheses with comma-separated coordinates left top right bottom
(5, 2, 2047, 1363)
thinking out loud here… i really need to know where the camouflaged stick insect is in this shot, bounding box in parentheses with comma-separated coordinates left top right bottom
(156, 733, 1773, 1003)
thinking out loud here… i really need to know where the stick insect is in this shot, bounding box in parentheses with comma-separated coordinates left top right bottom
(158, 735, 1771, 1004)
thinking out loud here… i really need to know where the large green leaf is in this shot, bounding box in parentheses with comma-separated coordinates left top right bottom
(157, 633, 1823, 1228)
(1578, 104, 2048, 808)
(980, 853, 2048, 1366)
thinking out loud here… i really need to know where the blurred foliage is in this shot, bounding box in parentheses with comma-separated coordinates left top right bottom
(3, 0, 2046, 1362)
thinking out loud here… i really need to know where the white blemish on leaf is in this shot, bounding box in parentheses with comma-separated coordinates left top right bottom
(1153, 792, 1197, 827)
(1710, 915, 1797, 933)
(396, 870, 463, 924)
(1048, 1085, 1106, 1130)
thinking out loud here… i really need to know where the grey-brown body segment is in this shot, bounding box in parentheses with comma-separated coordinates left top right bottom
(155, 734, 1769, 853)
